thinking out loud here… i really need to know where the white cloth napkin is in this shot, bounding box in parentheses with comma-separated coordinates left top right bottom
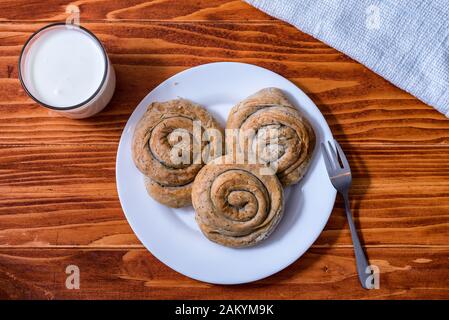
(246, 0, 449, 117)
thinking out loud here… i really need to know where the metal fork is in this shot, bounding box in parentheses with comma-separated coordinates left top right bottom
(321, 140, 372, 289)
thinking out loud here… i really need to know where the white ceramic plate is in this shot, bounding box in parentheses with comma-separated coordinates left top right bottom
(116, 62, 336, 284)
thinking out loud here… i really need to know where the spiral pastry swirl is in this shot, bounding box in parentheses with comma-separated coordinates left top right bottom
(132, 99, 223, 208)
(192, 155, 283, 248)
(226, 88, 315, 187)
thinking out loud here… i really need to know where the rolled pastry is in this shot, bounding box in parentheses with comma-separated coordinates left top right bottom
(226, 87, 315, 187)
(192, 155, 284, 248)
(132, 99, 223, 208)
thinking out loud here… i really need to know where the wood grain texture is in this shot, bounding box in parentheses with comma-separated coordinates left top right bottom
(0, 0, 272, 22)
(0, 144, 448, 248)
(0, 0, 448, 300)
(1, 22, 449, 145)
(0, 248, 448, 299)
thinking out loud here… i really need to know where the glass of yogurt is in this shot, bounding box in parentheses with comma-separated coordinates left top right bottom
(19, 23, 116, 119)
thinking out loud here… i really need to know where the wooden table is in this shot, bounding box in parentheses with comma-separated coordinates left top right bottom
(1, 0, 448, 300)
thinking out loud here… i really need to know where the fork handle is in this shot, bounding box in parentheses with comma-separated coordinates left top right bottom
(342, 192, 372, 289)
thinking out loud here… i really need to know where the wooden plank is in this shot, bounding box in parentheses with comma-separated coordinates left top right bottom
(0, 0, 272, 22)
(318, 145, 449, 247)
(1, 22, 448, 145)
(0, 247, 448, 299)
(0, 144, 448, 247)
(0, 144, 135, 247)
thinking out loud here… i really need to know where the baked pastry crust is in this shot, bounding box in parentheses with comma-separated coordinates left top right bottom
(226, 87, 316, 186)
(192, 155, 284, 248)
(132, 99, 223, 208)
(144, 176, 192, 208)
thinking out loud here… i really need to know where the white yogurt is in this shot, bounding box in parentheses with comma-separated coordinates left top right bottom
(20, 24, 115, 118)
